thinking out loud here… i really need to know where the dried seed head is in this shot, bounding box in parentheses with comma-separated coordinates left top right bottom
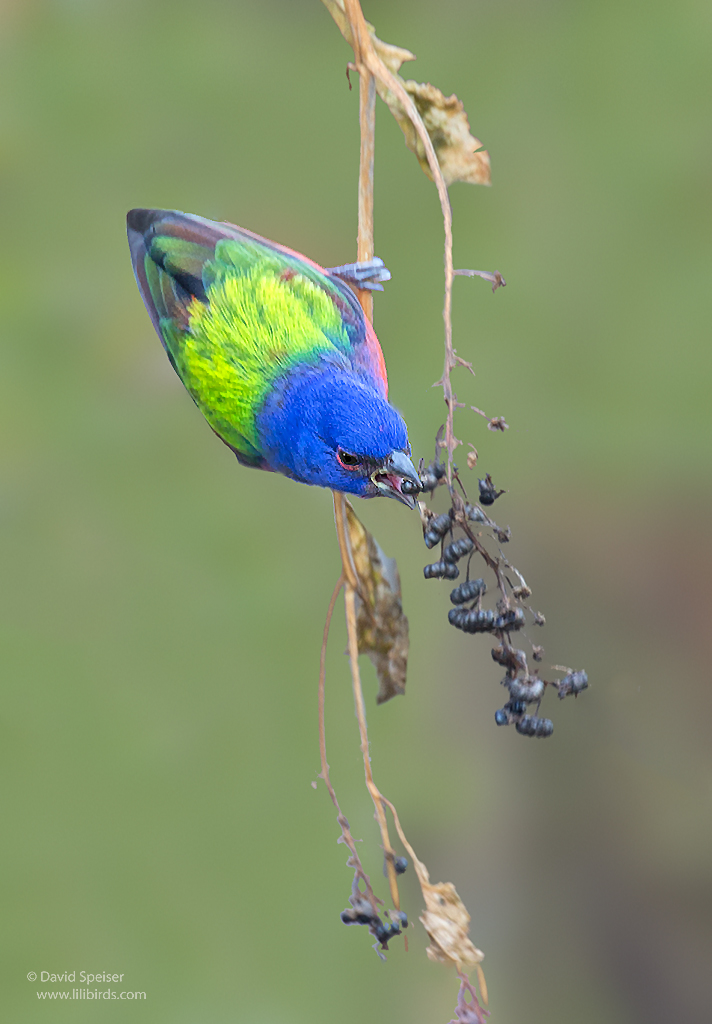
(464, 503, 487, 523)
(487, 416, 509, 432)
(419, 458, 446, 493)
(450, 578, 486, 605)
(443, 536, 475, 563)
(341, 901, 378, 926)
(478, 474, 505, 506)
(449, 608, 496, 633)
(431, 512, 453, 535)
(418, 425, 587, 739)
(461, 609, 496, 633)
(384, 853, 409, 878)
(424, 512, 453, 547)
(494, 608, 526, 632)
(505, 699, 526, 716)
(419, 473, 440, 493)
(373, 918, 403, 948)
(515, 715, 554, 738)
(491, 644, 528, 673)
(555, 670, 588, 699)
(424, 561, 460, 580)
(448, 608, 467, 629)
(507, 676, 545, 702)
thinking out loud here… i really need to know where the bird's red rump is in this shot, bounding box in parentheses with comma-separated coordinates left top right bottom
(363, 319, 389, 397)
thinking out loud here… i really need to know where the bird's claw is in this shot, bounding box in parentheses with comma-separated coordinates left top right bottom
(327, 257, 391, 291)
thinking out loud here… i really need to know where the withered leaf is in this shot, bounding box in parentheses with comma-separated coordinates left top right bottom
(405, 855, 484, 970)
(321, 0, 491, 187)
(386, 80, 491, 188)
(345, 501, 408, 704)
(388, 811, 485, 975)
(421, 880, 484, 970)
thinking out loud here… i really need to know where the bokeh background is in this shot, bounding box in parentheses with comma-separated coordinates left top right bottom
(1, 1, 710, 1021)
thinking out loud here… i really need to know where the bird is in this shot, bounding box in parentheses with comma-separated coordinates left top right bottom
(127, 209, 421, 507)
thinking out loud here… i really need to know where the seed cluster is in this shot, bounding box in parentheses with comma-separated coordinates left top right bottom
(418, 455, 588, 738)
(340, 895, 408, 950)
(424, 560, 460, 580)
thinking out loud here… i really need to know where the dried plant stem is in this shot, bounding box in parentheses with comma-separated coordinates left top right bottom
(356, 68, 376, 322)
(456, 508, 511, 609)
(343, 583, 401, 911)
(317, 570, 381, 910)
(384, 796, 489, 1015)
(319, 7, 493, 1007)
(332, 491, 401, 911)
(381, 795, 428, 883)
(336, 0, 459, 481)
(333, 489, 360, 591)
(317, 573, 345, 806)
(321, 5, 405, 922)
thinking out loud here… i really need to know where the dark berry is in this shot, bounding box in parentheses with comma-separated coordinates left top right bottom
(556, 671, 588, 699)
(450, 578, 486, 604)
(424, 561, 460, 580)
(478, 473, 505, 505)
(515, 715, 554, 738)
(443, 536, 475, 563)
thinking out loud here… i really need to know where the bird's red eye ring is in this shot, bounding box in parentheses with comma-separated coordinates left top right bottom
(337, 448, 362, 470)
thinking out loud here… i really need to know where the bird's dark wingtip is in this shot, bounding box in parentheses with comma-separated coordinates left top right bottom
(127, 209, 164, 270)
(127, 208, 161, 235)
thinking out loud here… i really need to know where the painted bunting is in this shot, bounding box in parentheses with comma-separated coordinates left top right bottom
(127, 209, 420, 507)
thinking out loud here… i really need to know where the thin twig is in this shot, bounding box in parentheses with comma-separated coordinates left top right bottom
(381, 796, 429, 884)
(333, 489, 401, 910)
(332, 497, 411, 925)
(338, 0, 458, 481)
(332, 490, 360, 591)
(333, 9, 403, 911)
(343, 582, 401, 911)
(317, 573, 345, 805)
(356, 67, 376, 321)
(317, 571, 381, 911)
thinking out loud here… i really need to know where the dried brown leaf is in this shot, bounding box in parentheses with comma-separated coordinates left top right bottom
(345, 502, 409, 704)
(420, 877, 485, 970)
(385, 801, 485, 974)
(391, 81, 491, 187)
(321, 0, 490, 188)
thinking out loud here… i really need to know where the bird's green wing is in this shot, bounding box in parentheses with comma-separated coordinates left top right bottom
(127, 208, 383, 466)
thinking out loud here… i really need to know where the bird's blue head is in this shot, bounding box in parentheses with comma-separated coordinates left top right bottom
(256, 365, 421, 506)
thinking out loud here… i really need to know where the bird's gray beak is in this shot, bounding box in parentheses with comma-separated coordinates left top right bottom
(371, 450, 421, 509)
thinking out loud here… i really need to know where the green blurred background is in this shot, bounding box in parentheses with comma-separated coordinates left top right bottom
(1, 1, 710, 1021)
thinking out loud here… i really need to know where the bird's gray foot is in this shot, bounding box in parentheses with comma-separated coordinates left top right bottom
(326, 257, 391, 291)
